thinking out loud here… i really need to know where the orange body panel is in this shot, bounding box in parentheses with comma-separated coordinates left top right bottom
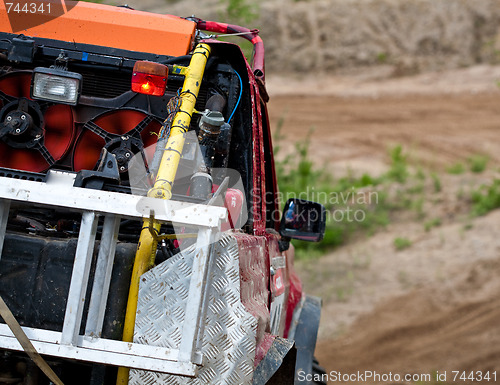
(0, 1, 195, 57)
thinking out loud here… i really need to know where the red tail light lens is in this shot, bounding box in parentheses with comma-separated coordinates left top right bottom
(131, 61, 168, 96)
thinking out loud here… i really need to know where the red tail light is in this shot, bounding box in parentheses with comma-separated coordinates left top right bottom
(131, 61, 168, 96)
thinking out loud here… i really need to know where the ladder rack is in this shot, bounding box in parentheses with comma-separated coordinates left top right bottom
(0, 171, 227, 376)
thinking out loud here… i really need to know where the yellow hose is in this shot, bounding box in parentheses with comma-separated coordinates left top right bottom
(116, 43, 211, 385)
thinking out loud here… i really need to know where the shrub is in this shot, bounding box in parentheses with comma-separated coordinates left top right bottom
(394, 237, 412, 250)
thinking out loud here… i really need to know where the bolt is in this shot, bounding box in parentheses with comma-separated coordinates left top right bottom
(125, 152, 131, 158)
(107, 161, 113, 168)
(15, 128, 21, 134)
(20, 115, 26, 120)
(6, 116, 12, 122)
(120, 166, 126, 171)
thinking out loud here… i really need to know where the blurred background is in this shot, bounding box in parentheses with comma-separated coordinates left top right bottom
(90, 0, 500, 383)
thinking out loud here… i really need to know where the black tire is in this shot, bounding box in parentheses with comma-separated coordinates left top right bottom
(311, 357, 327, 385)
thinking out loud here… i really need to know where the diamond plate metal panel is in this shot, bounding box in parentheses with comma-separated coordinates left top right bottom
(130, 234, 258, 385)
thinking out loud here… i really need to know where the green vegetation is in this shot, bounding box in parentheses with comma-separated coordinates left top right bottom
(415, 167, 426, 181)
(394, 237, 412, 250)
(424, 217, 442, 232)
(447, 162, 465, 175)
(431, 172, 441, 193)
(467, 154, 489, 173)
(273, 124, 447, 258)
(274, 123, 391, 258)
(376, 52, 388, 64)
(219, 0, 259, 24)
(386, 144, 409, 183)
(273, 119, 497, 258)
(471, 179, 500, 216)
(447, 154, 488, 175)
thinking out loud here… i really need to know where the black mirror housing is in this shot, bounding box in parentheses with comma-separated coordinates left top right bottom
(279, 198, 326, 242)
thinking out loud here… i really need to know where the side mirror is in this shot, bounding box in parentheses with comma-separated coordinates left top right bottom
(279, 198, 326, 242)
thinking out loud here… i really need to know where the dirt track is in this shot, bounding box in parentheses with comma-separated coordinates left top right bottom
(267, 84, 500, 175)
(267, 70, 500, 384)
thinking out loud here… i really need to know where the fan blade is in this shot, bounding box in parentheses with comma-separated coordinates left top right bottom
(95, 110, 150, 136)
(44, 104, 75, 161)
(0, 72, 32, 98)
(140, 120, 162, 166)
(139, 121, 162, 148)
(0, 141, 49, 173)
(0, 72, 75, 173)
(73, 110, 161, 173)
(73, 132, 106, 172)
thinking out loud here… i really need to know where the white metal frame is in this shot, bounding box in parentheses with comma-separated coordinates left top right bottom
(0, 172, 227, 376)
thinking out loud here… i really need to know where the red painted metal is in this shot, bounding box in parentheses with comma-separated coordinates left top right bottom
(284, 246, 303, 338)
(72, 110, 161, 172)
(267, 233, 289, 336)
(222, 188, 245, 231)
(230, 32, 305, 355)
(234, 233, 270, 350)
(195, 19, 265, 81)
(0, 73, 74, 173)
(254, 333, 276, 367)
(247, 64, 267, 235)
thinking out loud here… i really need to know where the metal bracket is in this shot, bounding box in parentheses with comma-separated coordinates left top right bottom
(0, 200, 10, 260)
(73, 149, 120, 190)
(85, 215, 121, 338)
(61, 211, 99, 346)
(0, 173, 227, 375)
(8, 37, 36, 63)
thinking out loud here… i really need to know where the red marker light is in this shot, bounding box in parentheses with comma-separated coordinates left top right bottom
(131, 61, 168, 96)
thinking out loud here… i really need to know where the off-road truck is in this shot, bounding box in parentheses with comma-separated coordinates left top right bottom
(0, 2, 326, 384)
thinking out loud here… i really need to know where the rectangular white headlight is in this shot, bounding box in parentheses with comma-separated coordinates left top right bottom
(31, 68, 82, 105)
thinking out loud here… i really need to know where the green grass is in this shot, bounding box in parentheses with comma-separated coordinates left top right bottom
(394, 237, 412, 250)
(424, 217, 442, 232)
(219, 0, 259, 24)
(431, 172, 442, 193)
(407, 182, 424, 194)
(386, 145, 409, 183)
(445, 155, 488, 175)
(415, 167, 426, 181)
(273, 127, 432, 258)
(273, 130, 496, 258)
(412, 196, 425, 219)
(447, 162, 465, 175)
(470, 179, 500, 216)
(467, 154, 489, 173)
(273, 125, 397, 258)
(273, 130, 455, 258)
(376, 52, 388, 64)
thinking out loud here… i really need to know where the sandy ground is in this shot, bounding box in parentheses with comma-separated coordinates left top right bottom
(267, 66, 500, 177)
(266, 66, 500, 384)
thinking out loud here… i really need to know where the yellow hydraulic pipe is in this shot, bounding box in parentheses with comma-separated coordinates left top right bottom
(149, 44, 211, 200)
(116, 43, 211, 385)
